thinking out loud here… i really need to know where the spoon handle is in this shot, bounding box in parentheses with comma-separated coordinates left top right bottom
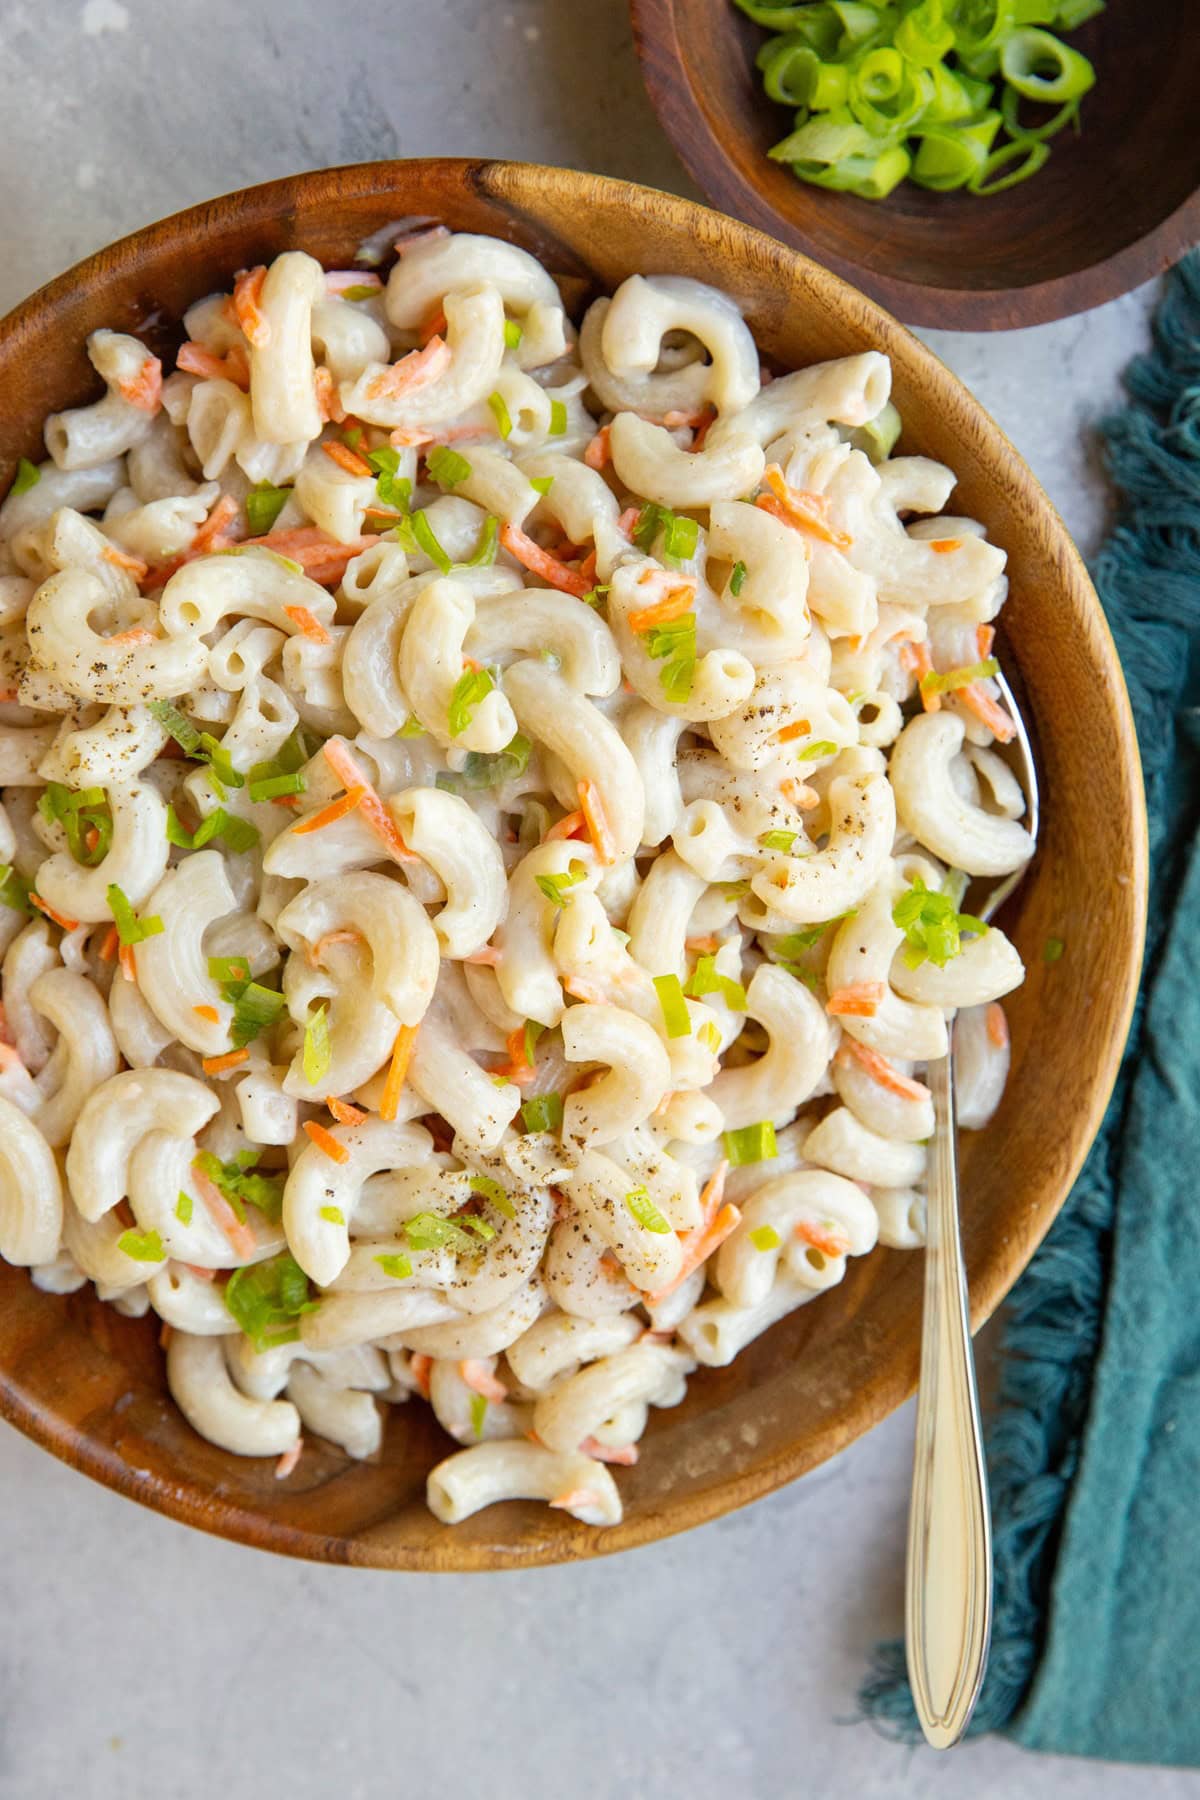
(905, 1041, 993, 1749)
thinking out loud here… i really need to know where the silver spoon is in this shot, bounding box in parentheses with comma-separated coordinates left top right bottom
(905, 671, 1040, 1750)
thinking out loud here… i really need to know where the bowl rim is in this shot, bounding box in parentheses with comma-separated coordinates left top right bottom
(0, 156, 1149, 1568)
(628, 0, 1200, 331)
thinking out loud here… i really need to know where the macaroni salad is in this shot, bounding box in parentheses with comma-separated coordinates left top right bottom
(0, 228, 1033, 1525)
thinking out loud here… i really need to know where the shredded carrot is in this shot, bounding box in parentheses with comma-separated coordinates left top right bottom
(544, 809, 587, 842)
(616, 506, 641, 538)
(563, 975, 608, 1004)
(583, 425, 611, 471)
(626, 585, 695, 634)
(322, 439, 374, 479)
(459, 1359, 508, 1403)
(98, 924, 119, 962)
(548, 1486, 604, 1513)
(118, 942, 136, 983)
(648, 1196, 741, 1304)
(191, 493, 240, 556)
(116, 355, 163, 413)
(275, 1440, 303, 1480)
(176, 340, 251, 390)
(418, 304, 448, 346)
(759, 466, 853, 550)
(776, 717, 812, 744)
(781, 778, 819, 810)
(303, 1119, 350, 1163)
(958, 681, 1016, 744)
(202, 1048, 249, 1075)
(579, 1437, 638, 1466)
(251, 525, 379, 587)
(293, 785, 365, 835)
(366, 336, 451, 402)
(192, 1004, 220, 1025)
(463, 945, 501, 966)
(233, 265, 270, 348)
(83, 825, 101, 855)
(795, 1219, 852, 1258)
(101, 542, 151, 580)
(314, 364, 346, 424)
(662, 407, 713, 433)
(685, 935, 720, 954)
(322, 739, 416, 862)
(307, 927, 365, 967)
(697, 1159, 729, 1234)
(577, 778, 615, 866)
(837, 1037, 928, 1102)
(326, 1095, 366, 1126)
(929, 538, 961, 554)
(409, 1351, 433, 1398)
(900, 639, 940, 712)
(499, 522, 591, 598)
(977, 624, 996, 657)
(380, 1024, 418, 1122)
(183, 1263, 217, 1283)
(503, 1025, 537, 1088)
(29, 893, 79, 932)
(388, 425, 434, 448)
(826, 982, 886, 1018)
(282, 603, 332, 646)
(192, 1164, 257, 1259)
(986, 1002, 1009, 1049)
(691, 410, 715, 451)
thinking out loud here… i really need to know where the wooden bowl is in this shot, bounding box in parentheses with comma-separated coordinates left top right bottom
(0, 160, 1146, 1567)
(630, 0, 1200, 329)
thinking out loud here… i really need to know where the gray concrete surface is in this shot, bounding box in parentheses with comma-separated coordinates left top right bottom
(0, 3, 1181, 1796)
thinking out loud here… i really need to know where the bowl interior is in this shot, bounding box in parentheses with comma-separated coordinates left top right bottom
(631, 0, 1200, 327)
(0, 160, 1146, 1567)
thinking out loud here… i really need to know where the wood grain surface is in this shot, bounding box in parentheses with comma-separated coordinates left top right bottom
(0, 159, 1148, 1567)
(629, 0, 1200, 329)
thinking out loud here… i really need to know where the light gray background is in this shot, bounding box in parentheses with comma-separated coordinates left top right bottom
(0, 3, 1182, 1797)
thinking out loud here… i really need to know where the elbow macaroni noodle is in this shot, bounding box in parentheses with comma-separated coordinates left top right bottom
(0, 230, 1031, 1527)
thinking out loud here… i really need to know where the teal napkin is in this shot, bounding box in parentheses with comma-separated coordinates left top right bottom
(862, 250, 1200, 1764)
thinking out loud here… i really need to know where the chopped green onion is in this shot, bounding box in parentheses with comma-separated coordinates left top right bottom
(663, 513, 699, 563)
(175, 1191, 194, 1225)
(697, 1020, 721, 1054)
(458, 1214, 496, 1242)
(427, 446, 472, 488)
(147, 699, 203, 756)
(319, 1205, 345, 1225)
(396, 508, 452, 573)
(10, 456, 40, 496)
(470, 1174, 514, 1218)
(487, 391, 513, 440)
(581, 584, 610, 609)
(117, 1227, 164, 1262)
(365, 445, 413, 515)
(852, 402, 902, 464)
(750, 1224, 782, 1252)
(723, 1121, 778, 1167)
(403, 1212, 483, 1255)
(522, 1020, 544, 1067)
(521, 1091, 563, 1133)
(797, 739, 837, 761)
(469, 1392, 488, 1437)
(245, 484, 292, 536)
(770, 910, 856, 959)
(456, 513, 499, 569)
(969, 137, 1050, 195)
(166, 804, 260, 855)
(654, 973, 692, 1039)
(686, 953, 748, 1011)
(195, 1148, 285, 1223)
(0, 865, 30, 915)
(548, 400, 567, 436)
(106, 883, 163, 947)
(447, 667, 497, 738)
(625, 1184, 672, 1234)
(920, 657, 1000, 699)
(760, 829, 799, 854)
(435, 732, 531, 792)
(397, 716, 425, 739)
(893, 877, 988, 969)
(302, 1004, 331, 1086)
(340, 286, 381, 303)
(528, 475, 554, 498)
(730, 560, 748, 597)
(535, 859, 587, 909)
(375, 1252, 413, 1280)
(1000, 26, 1096, 103)
(229, 981, 287, 1049)
(1044, 935, 1065, 964)
(224, 1252, 317, 1352)
(503, 319, 524, 350)
(207, 955, 252, 991)
(941, 868, 970, 911)
(248, 769, 307, 803)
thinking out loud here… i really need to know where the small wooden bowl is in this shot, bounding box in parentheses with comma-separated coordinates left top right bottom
(0, 160, 1146, 1568)
(630, 0, 1200, 329)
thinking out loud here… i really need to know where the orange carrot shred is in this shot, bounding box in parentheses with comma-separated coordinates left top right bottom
(459, 1359, 508, 1403)
(837, 1037, 928, 1101)
(958, 682, 1016, 744)
(275, 1440, 303, 1480)
(118, 943, 136, 983)
(30, 893, 79, 932)
(776, 717, 812, 744)
(307, 927, 365, 967)
(504, 1026, 537, 1088)
(191, 493, 240, 555)
(233, 265, 270, 348)
(418, 304, 448, 347)
(101, 543, 151, 580)
(544, 810, 586, 843)
(986, 1002, 1009, 1049)
(303, 1119, 349, 1163)
(192, 1004, 220, 1025)
(795, 1219, 852, 1258)
(202, 1048, 249, 1075)
(583, 425, 611, 471)
(577, 778, 615, 865)
(326, 1095, 366, 1127)
(549, 1486, 604, 1513)
(97, 924, 119, 962)
(117, 356, 163, 413)
(322, 439, 374, 479)
(759, 466, 853, 550)
(499, 522, 591, 599)
(380, 1024, 418, 1122)
(282, 603, 332, 646)
(626, 586, 695, 634)
(366, 336, 451, 402)
(929, 538, 961, 554)
(192, 1165, 257, 1259)
(409, 1352, 433, 1398)
(251, 526, 379, 587)
(826, 982, 886, 1018)
(579, 1437, 638, 1466)
(977, 624, 996, 657)
(321, 740, 416, 862)
(648, 1196, 741, 1303)
(314, 365, 346, 424)
(292, 786, 365, 835)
